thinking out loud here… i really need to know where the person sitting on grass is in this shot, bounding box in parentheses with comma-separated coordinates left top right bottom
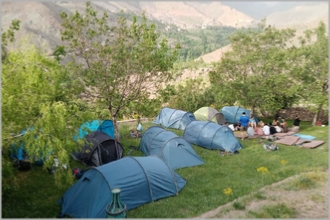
(249, 114, 257, 130)
(258, 120, 265, 127)
(255, 124, 264, 136)
(275, 122, 282, 133)
(247, 123, 255, 137)
(280, 118, 288, 133)
(270, 123, 277, 135)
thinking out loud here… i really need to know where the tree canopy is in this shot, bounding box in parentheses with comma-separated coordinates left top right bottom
(294, 21, 328, 124)
(209, 20, 300, 115)
(59, 2, 179, 140)
(2, 42, 94, 188)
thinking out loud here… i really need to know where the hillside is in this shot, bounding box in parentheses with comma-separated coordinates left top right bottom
(2, 1, 327, 63)
(195, 3, 328, 64)
(1, 1, 257, 54)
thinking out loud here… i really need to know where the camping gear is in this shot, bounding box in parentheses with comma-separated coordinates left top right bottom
(220, 106, 259, 124)
(58, 156, 186, 218)
(293, 133, 316, 141)
(275, 136, 300, 146)
(183, 121, 243, 153)
(263, 142, 279, 151)
(153, 107, 196, 130)
(105, 188, 127, 218)
(71, 131, 124, 167)
(74, 119, 116, 140)
(139, 126, 204, 170)
(194, 106, 226, 124)
(300, 140, 325, 149)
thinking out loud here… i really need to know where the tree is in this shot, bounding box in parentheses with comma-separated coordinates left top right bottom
(209, 20, 300, 115)
(2, 42, 94, 188)
(2, 19, 20, 61)
(161, 78, 211, 112)
(295, 22, 328, 125)
(59, 2, 179, 140)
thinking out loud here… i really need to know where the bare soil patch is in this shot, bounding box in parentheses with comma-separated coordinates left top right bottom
(196, 170, 328, 218)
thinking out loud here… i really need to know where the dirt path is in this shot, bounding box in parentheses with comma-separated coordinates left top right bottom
(196, 170, 328, 218)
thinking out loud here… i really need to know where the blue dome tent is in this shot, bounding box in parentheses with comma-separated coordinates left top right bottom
(97, 120, 116, 138)
(220, 106, 259, 124)
(139, 126, 204, 170)
(58, 156, 186, 218)
(74, 119, 116, 140)
(153, 107, 196, 130)
(183, 121, 243, 153)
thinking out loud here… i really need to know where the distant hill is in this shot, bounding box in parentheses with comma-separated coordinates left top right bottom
(1, 1, 257, 54)
(195, 1, 328, 64)
(2, 1, 327, 57)
(221, 1, 326, 20)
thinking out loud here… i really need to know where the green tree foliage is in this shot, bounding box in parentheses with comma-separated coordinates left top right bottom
(2, 42, 93, 188)
(159, 78, 211, 112)
(2, 19, 20, 61)
(59, 2, 179, 140)
(209, 19, 300, 115)
(295, 21, 328, 124)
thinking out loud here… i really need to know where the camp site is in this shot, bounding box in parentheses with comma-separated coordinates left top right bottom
(2, 1, 328, 219)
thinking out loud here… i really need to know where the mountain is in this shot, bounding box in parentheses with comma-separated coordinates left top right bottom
(2, 1, 328, 56)
(221, 1, 326, 20)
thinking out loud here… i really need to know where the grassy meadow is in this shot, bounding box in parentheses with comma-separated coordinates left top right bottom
(2, 119, 328, 218)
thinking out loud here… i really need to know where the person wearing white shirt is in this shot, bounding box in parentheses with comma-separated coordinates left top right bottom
(275, 122, 282, 133)
(263, 124, 270, 136)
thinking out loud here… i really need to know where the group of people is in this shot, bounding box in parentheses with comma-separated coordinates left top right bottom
(227, 112, 301, 140)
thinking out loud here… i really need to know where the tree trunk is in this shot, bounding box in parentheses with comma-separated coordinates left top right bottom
(108, 107, 120, 141)
(312, 103, 324, 126)
(312, 113, 318, 126)
(112, 116, 121, 141)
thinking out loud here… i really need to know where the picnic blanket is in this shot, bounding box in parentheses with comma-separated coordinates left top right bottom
(293, 133, 316, 141)
(234, 131, 324, 149)
(300, 140, 325, 149)
(275, 136, 300, 146)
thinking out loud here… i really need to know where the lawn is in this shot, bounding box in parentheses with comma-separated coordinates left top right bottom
(2, 120, 328, 218)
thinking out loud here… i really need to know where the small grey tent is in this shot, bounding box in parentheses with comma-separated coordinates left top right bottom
(71, 131, 124, 166)
(139, 126, 204, 170)
(58, 156, 186, 218)
(194, 107, 226, 124)
(153, 107, 196, 130)
(183, 121, 243, 153)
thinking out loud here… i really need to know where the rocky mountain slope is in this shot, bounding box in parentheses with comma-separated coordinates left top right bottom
(2, 1, 327, 58)
(1, 1, 256, 54)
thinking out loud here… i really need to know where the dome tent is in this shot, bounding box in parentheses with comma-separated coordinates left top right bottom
(194, 106, 226, 124)
(139, 126, 204, 170)
(220, 106, 259, 124)
(71, 131, 124, 166)
(183, 121, 243, 153)
(74, 119, 116, 140)
(58, 156, 186, 218)
(153, 107, 196, 130)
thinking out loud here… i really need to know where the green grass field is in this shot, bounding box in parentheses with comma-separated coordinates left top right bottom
(2, 120, 328, 218)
